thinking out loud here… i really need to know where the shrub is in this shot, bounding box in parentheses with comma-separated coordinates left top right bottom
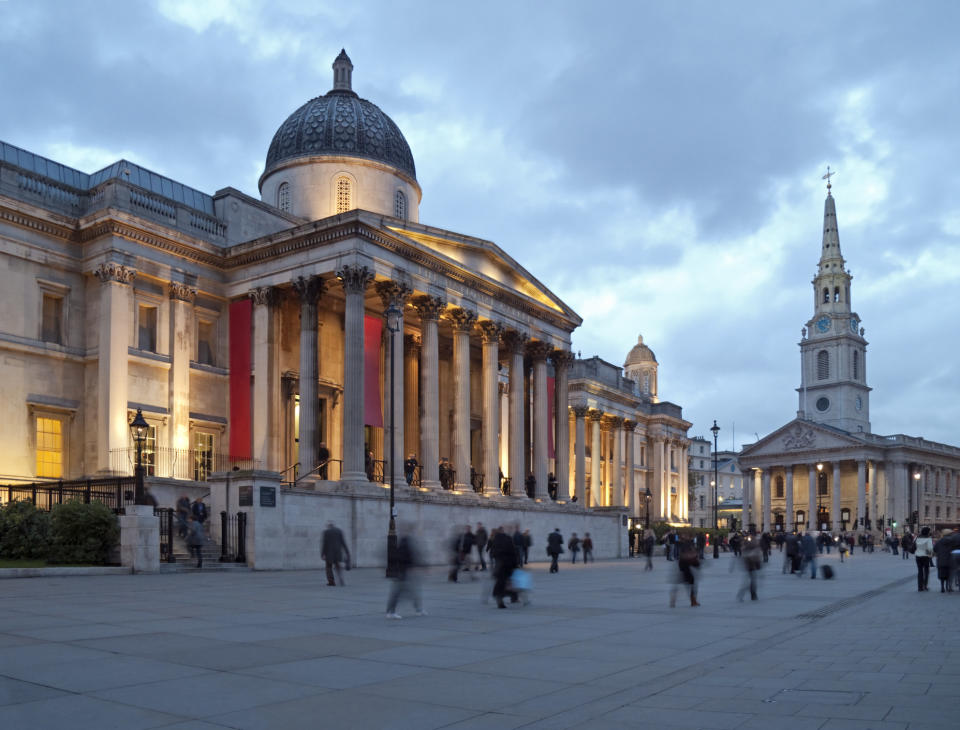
(48, 500, 119, 565)
(0, 500, 51, 559)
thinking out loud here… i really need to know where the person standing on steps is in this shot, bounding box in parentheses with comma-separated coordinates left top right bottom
(187, 515, 205, 569)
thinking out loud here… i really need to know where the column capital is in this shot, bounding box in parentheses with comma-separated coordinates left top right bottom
(608, 416, 624, 430)
(411, 294, 446, 322)
(500, 329, 529, 355)
(572, 404, 590, 418)
(552, 349, 575, 370)
(168, 281, 197, 302)
(292, 275, 325, 304)
(446, 306, 478, 333)
(250, 286, 280, 307)
(95, 262, 136, 285)
(336, 264, 374, 294)
(404, 333, 421, 355)
(587, 409, 604, 424)
(375, 279, 412, 310)
(477, 319, 504, 343)
(622, 419, 636, 431)
(526, 340, 553, 361)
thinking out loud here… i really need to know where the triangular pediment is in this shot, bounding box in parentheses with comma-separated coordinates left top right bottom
(741, 419, 864, 460)
(383, 223, 580, 324)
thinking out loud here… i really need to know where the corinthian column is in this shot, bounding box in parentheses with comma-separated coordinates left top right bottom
(403, 335, 420, 467)
(552, 350, 574, 499)
(808, 464, 817, 529)
(292, 277, 323, 474)
(413, 295, 445, 489)
(573, 405, 588, 504)
(856, 460, 866, 534)
(785, 467, 794, 530)
(478, 321, 503, 496)
(589, 410, 603, 506)
(527, 341, 552, 500)
(833, 462, 842, 533)
(168, 282, 196, 475)
(624, 420, 636, 515)
(610, 417, 624, 507)
(95, 263, 135, 472)
(448, 307, 477, 491)
(336, 265, 374, 483)
(501, 330, 529, 497)
(761, 468, 771, 533)
(375, 280, 412, 486)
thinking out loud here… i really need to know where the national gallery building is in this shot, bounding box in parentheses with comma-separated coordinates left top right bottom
(739, 183, 960, 535)
(0, 51, 690, 536)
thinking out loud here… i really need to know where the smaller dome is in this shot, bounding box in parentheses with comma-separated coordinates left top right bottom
(624, 334, 657, 367)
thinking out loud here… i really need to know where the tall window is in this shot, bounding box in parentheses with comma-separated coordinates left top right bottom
(41, 294, 63, 344)
(193, 431, 214, 481)
(853, 350, 859, 380)
(336, 177, 352, 213)
(775, 475, 784, 498)
(834, 286, 840, 302)
(394, 190, 406, 219)
(138, 305, 157, 352)
(823, 287, 829, 303)
(143, 424, 157, 476)
(197, 320, 215, 366)
(817, 350, 829, 380)
(36, 416, 63, 478)
(277, 182, 291, 212)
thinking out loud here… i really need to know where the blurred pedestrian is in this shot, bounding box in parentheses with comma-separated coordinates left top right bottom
(386, 527, 424, 619)
(187, 515, 205, 568)
(547, 527, 564, 573)
(191, 496, 208, 536)
(474, 522, 488, 571)
(644, 528, 655, 571)
(737, 537, 762, 601)
(568, 533, 581, 563)
(670, 536, 700, 607)
(800, 531, 818, 579)
(491, 525, 519, 608)
(582, 533, 594, 563)
(175, 494, 191, 538)
(522, 529, 532, 565)
(934, 529, 956, 592)
(321, 521, 351, 586)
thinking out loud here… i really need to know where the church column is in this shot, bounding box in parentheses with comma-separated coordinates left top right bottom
(610, 417, 623, 507)
(785, 467, 794, 531)
(808, 464, 817, 530)
(376, 281, 412, 487)
(527, 341, 551, 500)
(624, 420, 636, 515)
(653, 434, 665, 518)
(886, 461, 899, 529)
(251, 285, 281, 471)
(831, 462, 842, 532)
(336, 264, 374, 483)
(95, 263, 135, 472)
(478, 322, 502, 496)
(553, 350, 574, 500)
(413, 295, 445, 490)
(741, 468, 751, 531)
(573, 406, 588, 505)
(590, 411, 603, 507)
(403, 335, 420, 466)
(292, 277, 322, 474)
(856, 460, 867, 534)
(168, 282, 196, 476)
(869, 461, 879, 531)
(448, 307, 477, 491)
(761, 468, 771, 533)
(501, 330, 528, 497)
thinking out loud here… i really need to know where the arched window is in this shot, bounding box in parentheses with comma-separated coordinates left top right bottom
(642, 374, 650, 393)
(336, 176, 352, 214)
(394, 190, 406, 219)
(817, 350, 829, 380)
(775, 475, 784, 498)
(277, 182, 291, 212)
(834, 286, 840, 302)
(853, 350, 859, 380)
(823, 288, 829, 303)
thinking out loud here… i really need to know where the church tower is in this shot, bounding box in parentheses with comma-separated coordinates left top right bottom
(797, 172, 871, 432)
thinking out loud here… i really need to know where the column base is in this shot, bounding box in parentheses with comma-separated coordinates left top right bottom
(420, 479, 442, 491)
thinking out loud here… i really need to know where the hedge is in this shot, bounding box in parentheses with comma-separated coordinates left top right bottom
(0, 499, 119, 565)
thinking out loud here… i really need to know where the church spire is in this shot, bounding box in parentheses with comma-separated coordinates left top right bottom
(332, 49, 353, 92)
(818, 166, 843, 272)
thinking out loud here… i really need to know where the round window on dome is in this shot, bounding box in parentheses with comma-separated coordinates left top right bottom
(815, 397, 830, 412)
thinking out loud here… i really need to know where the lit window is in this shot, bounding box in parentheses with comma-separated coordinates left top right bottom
(197, 321, 215, 366)
(36, 416, 63, 478)
(394, 190, 406, 219)
(41, 294, 63, 344)
(143, 424, 157, 476)
(775, 475, 784, 498)
(277, 182, 291, 212)
(193, 431, 214, 481)
(336, 177, 352, 214)
(817, 350, 829, 380)
(138, 305, 157, 352)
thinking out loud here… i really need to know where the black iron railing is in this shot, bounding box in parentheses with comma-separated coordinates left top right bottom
(156, 507, 176, 563)
(110, 447, 259, 481)
(216, 510, 247, 563)
(0, 478, 136, 513)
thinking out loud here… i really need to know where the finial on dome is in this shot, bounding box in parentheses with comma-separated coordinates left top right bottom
(637, 334, 644, 345)
(822, 165, 836, 196)
(332, 49, 354, 91)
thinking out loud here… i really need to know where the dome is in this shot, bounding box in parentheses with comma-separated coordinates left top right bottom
(624, 334, 657, 367)
(262, 50, 416, 182)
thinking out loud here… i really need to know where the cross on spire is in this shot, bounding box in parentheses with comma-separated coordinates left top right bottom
(822, 165, 836, 195)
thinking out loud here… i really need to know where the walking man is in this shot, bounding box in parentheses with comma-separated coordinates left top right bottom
(547, 527, 564, 573)
(474, 522, 488, 571)
(321, 521, 351, 586)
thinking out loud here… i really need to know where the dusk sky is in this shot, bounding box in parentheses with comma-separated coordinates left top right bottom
(2, 0, 958, 449)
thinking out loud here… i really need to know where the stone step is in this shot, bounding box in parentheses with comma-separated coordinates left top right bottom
(159, 561, 250, 573)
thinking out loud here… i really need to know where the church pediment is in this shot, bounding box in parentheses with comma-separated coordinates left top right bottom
(741, 419, 863, 460)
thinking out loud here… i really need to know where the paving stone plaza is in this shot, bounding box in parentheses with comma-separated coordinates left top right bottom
(0, 550, 955, 729)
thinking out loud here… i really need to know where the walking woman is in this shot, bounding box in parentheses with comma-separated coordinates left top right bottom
(914, 526, 934, 591)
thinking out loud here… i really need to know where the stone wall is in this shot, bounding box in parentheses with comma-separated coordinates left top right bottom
(209, 471, 628, 570)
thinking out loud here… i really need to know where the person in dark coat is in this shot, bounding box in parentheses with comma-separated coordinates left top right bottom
(491, 526, 519, 608)
(404, 453, 419, 485)
(643, 529, 655, 571)
(934, 529, 958, 592)
(474, 522, 488, 571)
(522, 530, 532, 565)
(187, 515, 205, 568)
(547, 528, 564, 573)
(784, 532, 800, 574)
(317, 442, 330, 479)
(582, 533, 594, 563)
(670, 536, 700, 607)
(386, 528, 424, 618)
(321, 522, 350, 586)
(800, 531, 818, 579)
(191, 497, 208, 536)
(512, 526, 525, 565)
(175, 494, 191, 538)
(737, 537, 762, 601)
(568, 533, 581, 563)
(760, 532, 772, 562)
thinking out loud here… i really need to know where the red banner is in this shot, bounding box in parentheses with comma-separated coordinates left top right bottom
(228, 299, 252, 458)
(364, 315, 383, 428)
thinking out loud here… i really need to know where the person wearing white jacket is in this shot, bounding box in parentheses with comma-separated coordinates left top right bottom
(914, 526, 934, 592)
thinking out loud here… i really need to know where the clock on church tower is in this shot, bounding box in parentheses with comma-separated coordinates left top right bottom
(798, 174, 871, 434)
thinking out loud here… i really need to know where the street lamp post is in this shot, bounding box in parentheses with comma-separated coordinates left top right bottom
(129, 408, 149, 506)
(644, 486, 652, 531)
(816, 462, 824, 530)
(710, 420, 720, 558)
(385, 304, 401, 578)
(913, 470, 921, 533)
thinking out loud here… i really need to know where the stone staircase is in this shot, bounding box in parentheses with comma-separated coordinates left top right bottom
(160, 531, 249, 573)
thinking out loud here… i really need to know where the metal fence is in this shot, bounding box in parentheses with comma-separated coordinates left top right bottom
(0, 477, 136, 513)
(156, 507, 176, 563)
(109, 447, 259, 481)
(212, 511, 247, 563)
